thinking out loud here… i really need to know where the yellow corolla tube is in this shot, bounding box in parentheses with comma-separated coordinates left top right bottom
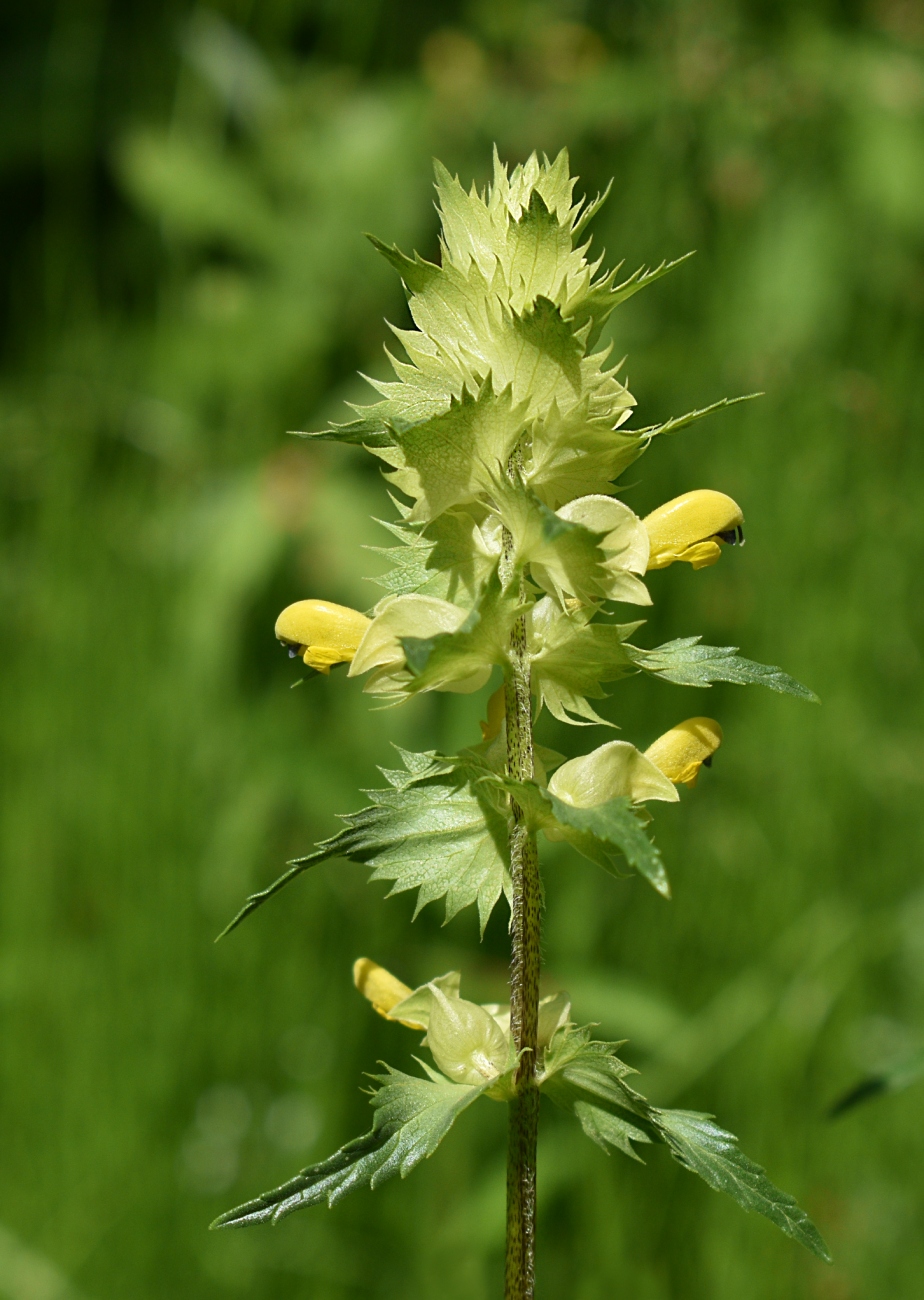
(352, 958, 413, 1019)
(275, 599, 371, 673)
(643, 490, 744, 571)
(644, 717, 723, 788)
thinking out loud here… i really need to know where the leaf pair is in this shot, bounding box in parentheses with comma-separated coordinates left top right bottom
(217, 737, 671, 943)
(214, 1024, 830, 1265)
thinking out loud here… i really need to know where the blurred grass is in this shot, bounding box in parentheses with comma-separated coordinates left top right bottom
(1, 2, 924, 1297)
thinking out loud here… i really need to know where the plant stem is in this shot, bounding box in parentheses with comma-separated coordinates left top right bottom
(502, 520, 541, 1300)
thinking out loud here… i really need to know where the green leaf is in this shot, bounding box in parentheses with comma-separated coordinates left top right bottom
(652, 1108, 831, 1262)
(541, 1026, 640, 1109)
(365, 516, 447, 598)
(211, 1067, 487, 1228)
(541, 1031, 831, 1261)
(438, 151, 587, 317)
(497, 777, 669, 898)
(291, 417, 396, 449)
(501, 147, 577, 224)
(512, 295, 583, 393)
(218, 748, 511, 937)
(571, 177, 612, 239)
(546, 794, 670, 897)
(366, 235, 441, 296)
(400, 570, 520, 695)
(423, 511, 499, 596)
(524, 398, 643, 508)
(627, 637, 819, 702)
(365, 508, 495, 602)
(540, 1027, 655, 1159)
(504, 189, 577, 314)
(433, 159, 500, 274)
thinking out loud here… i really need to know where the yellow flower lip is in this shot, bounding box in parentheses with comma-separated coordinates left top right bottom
(643, 490, 744, 571)
(275, 599, 371, 674)
(644, 717, 723, 788)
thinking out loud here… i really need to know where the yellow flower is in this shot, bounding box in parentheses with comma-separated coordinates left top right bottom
(275, 599, 371, 673)
(644, 717, 723, 788)
(643, 490, 744, 571)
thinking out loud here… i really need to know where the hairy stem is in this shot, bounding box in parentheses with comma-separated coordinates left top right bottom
(501, 511, 541, 1300)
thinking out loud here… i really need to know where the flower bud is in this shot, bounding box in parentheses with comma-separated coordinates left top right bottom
(425, 985, 510, 1086)
(275, 599, 371, 673)
(644, 717, 723, 788)
(643, 490, 744, 571)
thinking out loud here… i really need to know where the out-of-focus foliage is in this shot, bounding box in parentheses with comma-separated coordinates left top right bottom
(1, 2, 923, 1297)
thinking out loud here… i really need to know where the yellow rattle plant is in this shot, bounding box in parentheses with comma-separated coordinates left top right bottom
(212, 152, 827, 1296)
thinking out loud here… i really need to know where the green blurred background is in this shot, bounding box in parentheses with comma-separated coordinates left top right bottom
(2, 1, 923, 1296)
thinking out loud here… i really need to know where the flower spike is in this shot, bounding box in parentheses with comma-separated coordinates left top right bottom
(644, 718, 723, 787)
(275, 599, 371, 672)
(643, 490, 744, 570)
